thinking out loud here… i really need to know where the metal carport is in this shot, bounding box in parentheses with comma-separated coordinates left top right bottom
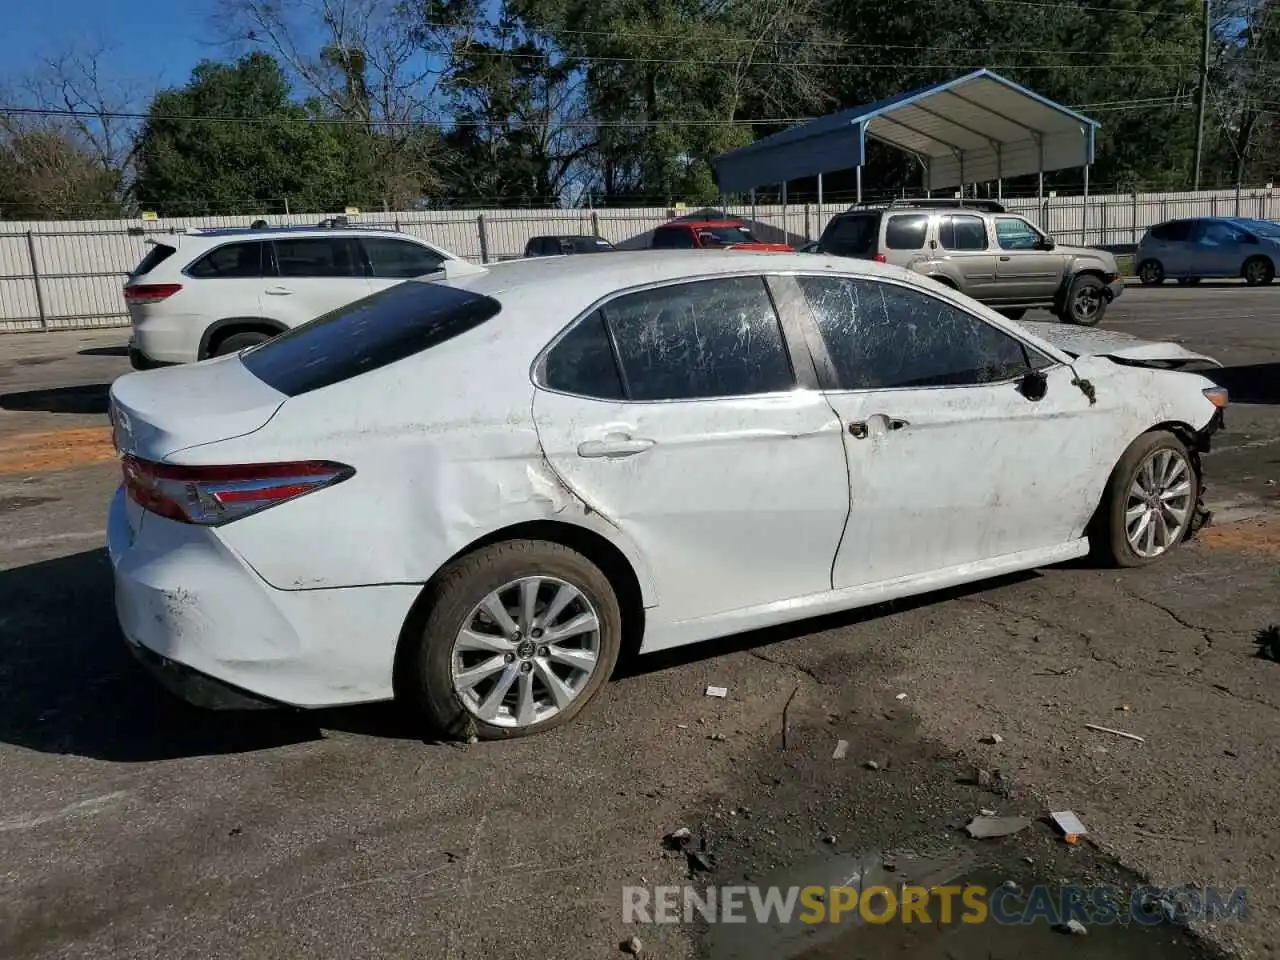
(714, 68, 1100, 220)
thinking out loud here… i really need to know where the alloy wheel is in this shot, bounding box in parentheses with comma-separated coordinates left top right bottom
(1125, 448, 1193, 559)
(451, 576, 601, 728)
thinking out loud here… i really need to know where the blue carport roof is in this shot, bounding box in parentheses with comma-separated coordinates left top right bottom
(714, 69, 1100, 193)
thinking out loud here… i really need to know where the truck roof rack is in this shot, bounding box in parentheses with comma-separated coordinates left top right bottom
(844, 198, 1007, 214)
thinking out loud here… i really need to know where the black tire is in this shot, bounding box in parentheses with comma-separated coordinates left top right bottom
(210, 331, 271, 357)
(997, 308, 1027, 321)
(1137, 259, 1165, 285)
(406, 540, 622, 740)
(1057, 274, 1108, 326)
(1242, 255, 1274, 286)
(1091, 431, 1199, 568)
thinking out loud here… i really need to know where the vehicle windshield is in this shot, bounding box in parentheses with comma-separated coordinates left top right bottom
(696, 226, 755, 246)
(1236, 218, 1280, 238)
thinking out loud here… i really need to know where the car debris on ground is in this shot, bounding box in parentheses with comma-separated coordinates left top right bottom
(832, 739, 850, 760)
(621, 934, 644, 955)
(980, 733, 1004, 744)
(964, 815, 1032, 839)
(1050, 810, 1089, 843)
(1056, 918, 1089, 936)
(705, 685, 728, 698)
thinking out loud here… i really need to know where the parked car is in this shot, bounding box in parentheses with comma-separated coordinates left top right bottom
(108, 250, 1226, 739)
(123, 224, 461, 368)
(650, 217, 792, 252)
(524, 235, 616, 257)
(817, 199, 1123, 325)
(1135, 216, 1279, 286)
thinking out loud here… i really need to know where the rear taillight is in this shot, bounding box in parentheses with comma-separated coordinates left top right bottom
(873, 254, 887, 263)
(122, 456, 353, 525)
(124, 283, 183, 305)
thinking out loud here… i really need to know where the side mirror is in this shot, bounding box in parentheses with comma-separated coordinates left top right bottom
(1018, 369, 1048, 402)
(1038, 237, 1057, 251)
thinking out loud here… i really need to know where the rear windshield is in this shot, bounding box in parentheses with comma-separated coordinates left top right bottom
(240, 280, 502, 397)
(820, 214, 878, 257)
(130, 242, 177, 279)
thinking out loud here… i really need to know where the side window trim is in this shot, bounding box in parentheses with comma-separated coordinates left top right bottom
(532, 273, 815, 402)
(786, 273, 1062, 393)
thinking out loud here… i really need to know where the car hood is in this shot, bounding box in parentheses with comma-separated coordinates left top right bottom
(1052, 243, 1118, 266)
(1019, 321, 1221, 368)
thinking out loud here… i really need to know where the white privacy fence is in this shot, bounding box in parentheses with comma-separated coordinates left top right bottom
(0, 187, 1275, 332)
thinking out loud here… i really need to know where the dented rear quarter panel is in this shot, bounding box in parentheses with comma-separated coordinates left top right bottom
(171, 287, 659, 598)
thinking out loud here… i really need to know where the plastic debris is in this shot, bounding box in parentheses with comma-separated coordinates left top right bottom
(895, 693, 908, 701)
(1050, 810, 1089, 843)
(1084, 722, 1145, 743)
(964, 816, 1031, 839)
(864, 760, 881, 771)
(980, 734, 1004, 745)
(705, 685, 728, 698)
(1056, 919, 1088, 936)
(832, 739, 850, 760)
(621, 934, 644, 955)
(662, 827, 693, 851)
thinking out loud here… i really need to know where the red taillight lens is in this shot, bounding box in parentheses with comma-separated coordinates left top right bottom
(122, 456, 354, 525)
(873, 254, 887, 263)
(124, 283, 183, 305)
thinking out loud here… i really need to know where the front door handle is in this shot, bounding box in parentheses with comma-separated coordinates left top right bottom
(848, 421, 868, 439)
(265, 286, 294, 296)
(887, 418, 909, 431)
(849, 417, 909, 439)
(577, 434, 655, 459)
(999, 255, 1011, 261)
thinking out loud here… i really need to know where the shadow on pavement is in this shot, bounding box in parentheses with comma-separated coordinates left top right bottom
(1206, 362, 1280, 405)
(78, 345, 129, 357)
(0, 548, 416, 762)
(0, 384, 110, 415)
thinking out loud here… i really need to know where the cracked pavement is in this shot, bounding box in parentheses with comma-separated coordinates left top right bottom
(1, 286, 1279, 960)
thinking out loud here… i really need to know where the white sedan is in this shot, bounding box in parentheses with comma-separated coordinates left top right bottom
(107, 251, 1228, 738)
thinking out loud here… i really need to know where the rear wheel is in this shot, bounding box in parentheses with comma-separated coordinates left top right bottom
(1138, 259, 1165, 285)
(1057, 274, 1107, 326)
(1243, 256, 1274, 286)
(1092, 432, 1198, 568)
(210, 331, 271, 357)
(407, 540, 622, 740)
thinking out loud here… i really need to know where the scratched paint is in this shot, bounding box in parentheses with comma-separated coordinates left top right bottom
(0, 427, 115, 476)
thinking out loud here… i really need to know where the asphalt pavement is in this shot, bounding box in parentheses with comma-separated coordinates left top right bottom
(0, 285, 1278, 960)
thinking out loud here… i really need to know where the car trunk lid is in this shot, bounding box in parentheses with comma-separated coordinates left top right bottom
(1018, 321, 1221, 368)
(109, 355, 287, 463)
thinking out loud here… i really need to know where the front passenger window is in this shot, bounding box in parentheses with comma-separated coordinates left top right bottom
(797, 276, 1045, 390)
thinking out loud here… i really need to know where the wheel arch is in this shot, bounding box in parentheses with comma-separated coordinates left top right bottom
(1084, 419, 1207, 540)
(198, 317, 288, 360)
(392, 519, 649, 700)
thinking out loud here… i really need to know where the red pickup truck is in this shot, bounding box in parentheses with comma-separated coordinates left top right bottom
(650, 218, 793, 252)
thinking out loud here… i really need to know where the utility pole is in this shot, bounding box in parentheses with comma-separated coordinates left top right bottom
(1194, 0, 1211, 190)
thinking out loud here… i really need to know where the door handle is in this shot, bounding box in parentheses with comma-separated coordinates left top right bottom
(848, 421, 868, 439)
(265, 286, 294, 296)
(577, 434, 655, 459)
(999, 256, 1011, 261)
(887, 418, 909, 431)
(849, 417, 908, 439)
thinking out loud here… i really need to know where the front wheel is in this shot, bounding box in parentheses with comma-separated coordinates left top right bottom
(1092, 432, 1199, 568)
(407, 540, 622, 740)
(1243, 256, 1274, 286)
(1058, 274, 1108, 326)
(1138, 259, 1165, 285)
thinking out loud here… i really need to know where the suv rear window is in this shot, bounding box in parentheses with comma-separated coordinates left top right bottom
(820, 214, 879, 257)
(130, 243, 177, 279)
(240, 281, 501, 397)
(884, 214, 930, 250)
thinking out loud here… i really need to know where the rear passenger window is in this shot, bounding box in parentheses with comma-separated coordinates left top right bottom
(604, 277, 795, 401)
(362, 237, 445, 278)
(820, 215, 879, 257)
(939, 216, 988, 251)
(543, 312, 625, 399)
(273, 237, 362, 278)
(186, 242, 264, 279)
(884, 214, 930, 250)
(797, 276, 1043, 390)
(131, 243, 177, 279)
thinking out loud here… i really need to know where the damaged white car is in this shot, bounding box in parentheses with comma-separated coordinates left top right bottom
(107, 252, 1228, 738)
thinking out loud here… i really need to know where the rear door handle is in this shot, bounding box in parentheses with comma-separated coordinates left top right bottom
(888, 418, 909, 430)
(265, 286, 294, 296)
(848, 418, 909, 439)
(577, 434, 655, 459)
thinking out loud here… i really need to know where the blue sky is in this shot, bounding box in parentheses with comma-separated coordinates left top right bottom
(6, 1, 216, 92)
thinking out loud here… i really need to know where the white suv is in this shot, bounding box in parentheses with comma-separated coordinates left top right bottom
(124, 225, 461, 367)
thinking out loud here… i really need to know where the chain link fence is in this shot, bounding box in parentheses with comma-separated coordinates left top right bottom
(0, 187, 1275, 332)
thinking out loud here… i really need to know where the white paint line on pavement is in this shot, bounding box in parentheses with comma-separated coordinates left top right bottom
(0, 790, 129, 833)
(4, 530, 106, 550)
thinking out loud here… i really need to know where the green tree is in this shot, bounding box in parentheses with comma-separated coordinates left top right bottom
(132, 53, 349, 216)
